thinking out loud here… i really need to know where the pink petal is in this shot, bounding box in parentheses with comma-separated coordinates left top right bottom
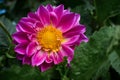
(63, 9, 70, 15)
(73, 14, 80, 25)
(26, 42, 37, 57)
(79, 25, 86, 33)
(18, 21, 35, 33)
(13, 39, 18, 45)
(22, 56, 31, 65)
(33, 21, 44, 31)
(62, 35, 80, 45)
(12, 32, 29, 43)
(79, 34, 89, 43)
(40, 62, 54, 72)
(21, 17, 36, 24)
(54, 4, 64, 20)
(16, 54, 24, 60)
(51, 52, 63, 64)
(57, 13, 75, 33)
(46, 4, 53, 12)
(16, 24, 22, 32)
(50, 12, 58, 26)
(28, 12, 40, 21)
(32, 51, 47, 66)
(63, 25, 85, 38)
(28, 33, 36, 41)
(15, 43, 28, 55)
(45, 54, 53, 63)
(37, 5, 50, 25)
(61, 45, 74, 63)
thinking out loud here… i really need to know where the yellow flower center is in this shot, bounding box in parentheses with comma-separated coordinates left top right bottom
(36, 25, 63, 52)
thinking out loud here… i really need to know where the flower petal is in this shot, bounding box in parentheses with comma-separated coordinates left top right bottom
(33, 21, 44, 31)
(50, 12, 58, 26)
(57, 13, 75, 32)
(47, 4, 53, 12)
(61, 45, 74, 63)
(23, 56, 31, 65)
(26, 42, 37, 57)
(79, 34, 89, 43)
(63, 25, 85, 38)
(73, 14, 80, 25)
(40, 62, 54, 72)
(16, 24, 22, 32)
(37, 5, 50, 25)
(45, 54, 53, 63)
(28, 12, 40, 21)
(15, 43, 28, 55)
(54, 4, 64, 20)
(32, 51, 47, 66)
(16, 54, 24, 60)
(63, 9, 70, 15)
(12, 32, 29, 43)
(18, 21, 35, 33)
(51, 52, 63, 64)
(27, 33, 36, 41)
(21, 17, 36, 24)
(63, 35, 80, 45)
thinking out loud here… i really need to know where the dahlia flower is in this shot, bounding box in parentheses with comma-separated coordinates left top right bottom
(12, 4, 88, 72)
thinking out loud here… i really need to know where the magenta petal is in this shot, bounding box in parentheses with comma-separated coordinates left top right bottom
(40, 62, 54, 72)
(37, 5, 50, 25)
(79, 25, 86, 33)
(45, 54, 53, 63)
(28, 12, 40, 21)
(63, 35, 80, 45)
(79, 34, 89, 42)
(32, 51, 46, 66)
(28, 33, 36, 41)
(21, 17, 36, 24)
(61, 45, 74, 63)
(23, 56, 31, 65)
(13, 39, 18, 45)
(16, 24, 22, 32)
(63, 25, 84, 38)
(16, 54, 24, 60)
(18, 21, 35, 33)
(33, 21, 44, 31)
(63, 9, 70, 14)
(26, 42, 37, 57)
(12, 32, 29, 43)
(51, 52, 63, 64)
(15, 43, 28, 55)
(73, 14, 80, 25)
(50, 12, 58, 26)
(54, 4, 64, 20)
(47, 4, 53, 12)
(57, 13, 75, 32)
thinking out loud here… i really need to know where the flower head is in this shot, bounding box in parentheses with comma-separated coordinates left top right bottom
(12, 4, 88, 72)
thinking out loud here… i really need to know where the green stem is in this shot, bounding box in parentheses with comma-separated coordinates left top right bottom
(0, 21, 12, 43)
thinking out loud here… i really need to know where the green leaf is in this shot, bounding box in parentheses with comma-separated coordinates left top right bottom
(94, 0, 120, 24)
(0, 16, 16, 35)
(0, 64, 53, 80)
(0, 16, 16, 59)
(0, 16, 15, 46)
(109, 51, 120, 74)
(70, 26, 116, 80)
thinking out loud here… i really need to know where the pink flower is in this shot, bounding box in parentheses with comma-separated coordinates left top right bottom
(12, 4, 88, 72)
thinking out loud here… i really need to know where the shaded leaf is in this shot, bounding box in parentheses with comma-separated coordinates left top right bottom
(109, 51, 120, 74)
(70, 26, 116, 80)
(94, 0, 120, 24)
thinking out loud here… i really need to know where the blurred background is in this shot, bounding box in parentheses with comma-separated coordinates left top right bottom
(0, 0, 120, 80)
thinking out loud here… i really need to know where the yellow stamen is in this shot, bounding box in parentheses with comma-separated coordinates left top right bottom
(36, 25, 63, 52)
